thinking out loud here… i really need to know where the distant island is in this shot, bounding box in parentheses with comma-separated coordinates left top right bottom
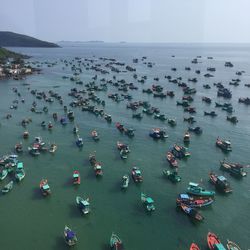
(0, 31, 59, 48)
(57, 41, 104, 46)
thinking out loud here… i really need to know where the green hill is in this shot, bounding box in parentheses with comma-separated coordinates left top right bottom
(0, 47, 29, 60)
(0, 31, 59, 48)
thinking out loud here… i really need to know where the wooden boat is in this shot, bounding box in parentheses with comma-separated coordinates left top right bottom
(216, 138, 232, 151)
(91, 130, 100, 141)
(89, 154, 96, 166)
(209, 172, 232, 193)
(40, 179, 51, 196)
(180, 203, 204, 221)
(166, 152, 178, 168)
(226, 240, 241, 250)
(110, 232, 123, 250)
(23, 131, 29, 139)
(168, 118, 177, 126)
(15, 162, 25, 182)
(204, 111, 217, 117)
(0, 169, 8, 181)
(115, 122, 125, 132)
(226, 116, 238, 124)
(172, 144, 190, 159)
(220, 160, 247, 177)
(49, 143, 57, 153)
(48, 121, 53, 130)
(183, 131, 190, 143)
(2, 181, 13, 194)
(76, 136, 83, 147)
(121, 174, 129, 189)
(190, 243, 200, 250)
(73, 170, 80, 185)
(149, 128, 168, 139)
(188, 126, 202, 134)
(207, 232, 226, 250)
(141, 192, 155, 211)
(64, 226, 77, 246)
(187, 182, 215, 197)
(28, 145, 40, 156)
(15, 142, 23, 153)
(176, 194, 214, 208)
(131, 167, 143, 183)
(163, 169, 181, 183)
(94, 162, 103, 176)
(76, 196, 90, 214)
(73, 126, 79, 134)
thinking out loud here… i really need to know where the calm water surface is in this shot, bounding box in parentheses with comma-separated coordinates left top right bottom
(0, 44, 250, 250)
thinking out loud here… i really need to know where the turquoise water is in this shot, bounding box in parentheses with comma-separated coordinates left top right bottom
(0, 44, 250, 250)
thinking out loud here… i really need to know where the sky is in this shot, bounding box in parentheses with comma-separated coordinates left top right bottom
(0, 0, 250, 43)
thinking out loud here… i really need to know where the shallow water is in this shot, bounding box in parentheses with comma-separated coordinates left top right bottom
(0, 44, 250, 250)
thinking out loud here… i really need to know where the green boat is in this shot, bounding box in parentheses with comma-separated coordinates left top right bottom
(2, 181, 13, 194)
(76, 196, 90, 214)
(110, 232, 123, 250)
(0, 169, 8, 181)
(15, 162, 25, 182)
(141, 192, 155, 212)
(163, 169, 181, 183)
(187, 182, 215, 197)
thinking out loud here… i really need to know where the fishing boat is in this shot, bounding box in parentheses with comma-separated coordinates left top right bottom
(188, 126, 202, 134)
(163, 169, 181, 183)
(73, 170, 80, 185)
(204, 111, 217, 117)
(116, 122, 125, 132)
(207, 232, 226, 250)
(23, 131, 29, 139)
(76, 136, 83, 147)
(166, 152, 178, 168)
(94, 162, 103, 176)
(67, 110, 75, 120)
(15, 142, 23, 153)
(131, 167, 143, 183)
(89, 153, 96, 166)
(190, 243, 201, 250)
(176, 194, 214, 208)
(183, 131, 191, 143)
(168, 118, 177, 126)
(149, 128, 168, 139)
(180, 204, 204, 221)
(216, 137, 232, 151)
(220, 160, 247, 177)
(28, 145, 40, 156)
(40, 179, 51, 196)
(15, 162, 25, 182)
(0, 169, 8, 180)
(124, 128, 135, 137)
(172, 144, 191, 159)
(48, 121, 53, 130)
(60, 117, 67, 125)
(49, 143, 57, 153)
(226, 116, 238, 124)
(73, 126, 79, 134)
(76, 196, 90, 214)
(141, 193, 155, 211)
(41, 121, 46, 128)
(110, 232, 123, 250)
(64, 226, 77, 246)
(226, 240, 241, 250)
(2, 181, 13, 194)
(121, 174, 129, 189)
(209, 172, 232, 193)
(187, 182, 215, 197)
(91, 130, 100, 141)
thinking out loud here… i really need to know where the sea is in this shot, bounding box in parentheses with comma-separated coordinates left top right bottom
(0, 43, 250, 250)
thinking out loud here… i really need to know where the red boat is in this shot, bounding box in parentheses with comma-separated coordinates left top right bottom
(190, 243, 200, 250)
(207, 232, 224, 250)
(73, 170, 80, 185)
(94, 162, 103, 177)
(40, 179, 51, 196)
(131, 167, 143, 183)
(115, 122, 125, 132)
(166, 152, 178, 168)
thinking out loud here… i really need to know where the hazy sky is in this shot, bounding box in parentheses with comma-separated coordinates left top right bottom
(1, 0, 250, 43)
